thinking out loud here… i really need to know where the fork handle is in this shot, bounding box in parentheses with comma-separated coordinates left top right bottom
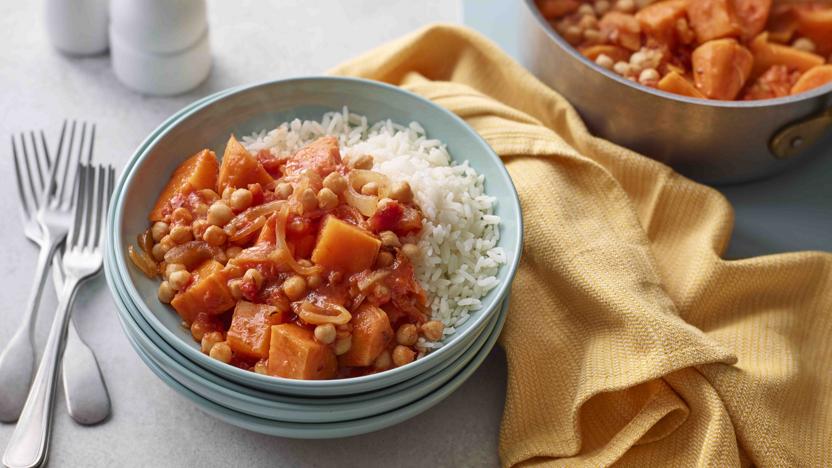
(3, 277, 80, 468)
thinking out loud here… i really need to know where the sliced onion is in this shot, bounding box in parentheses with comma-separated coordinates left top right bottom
(273, 205, 323, 276)
(357, 270, 390, 293)
(128, 245, 158, 278)
(224, 200, 286, 241)
(343, 170, 391, 217)
(164, 241, 221, 270)
(343, 185, 378, 217)
(299, 301, 351, 325)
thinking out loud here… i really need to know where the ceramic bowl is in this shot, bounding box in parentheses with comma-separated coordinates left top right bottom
(107, 76, 522, 396)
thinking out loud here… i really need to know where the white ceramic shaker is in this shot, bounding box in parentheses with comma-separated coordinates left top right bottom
(110, 0, 212, 95)
(45, 0, 110, 55)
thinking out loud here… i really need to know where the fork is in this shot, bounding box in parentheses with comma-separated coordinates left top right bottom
(6, 124, 111, 425)
(3, 164, 115, 468)
(0, 122, 82, 423)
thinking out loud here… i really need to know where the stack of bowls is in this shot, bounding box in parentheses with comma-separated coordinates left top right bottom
(104, 77, 523, 438)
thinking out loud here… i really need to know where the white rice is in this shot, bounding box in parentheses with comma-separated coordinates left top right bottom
(241, 107, 505, 349)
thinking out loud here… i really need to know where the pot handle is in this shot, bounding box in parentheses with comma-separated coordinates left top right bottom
(770, 106, 832, 160)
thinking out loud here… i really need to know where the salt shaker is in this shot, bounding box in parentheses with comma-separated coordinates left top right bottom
(45, 0, 109, 55)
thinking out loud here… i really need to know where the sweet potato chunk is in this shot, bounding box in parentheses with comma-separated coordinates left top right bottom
(283, 136, 342, 178)
(732, 0, 772, 42)
(227, 301, 286, 360)
(692, 38, 753, 100)
(149, 149, 218, 221)
(791, 65, 832, 95)
(636, 0, 688, 46)
(217, 135, 274, 194)
(537, 0, 579, 19)
(268, 324, 337, 380)
(311, 216, 381, 274)
(687, 0, 741, 43)
(171, 259, 235, 323)
(339, 304, 393, 367)
(599, 12, 642, 51)
(750, 33, 825, 77)
(658, 71, 706, 98)
(580, 44, 631, 63)
(794, 6, 832, 55)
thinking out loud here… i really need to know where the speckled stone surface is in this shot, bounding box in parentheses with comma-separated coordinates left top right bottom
(0, 2, 507, 467)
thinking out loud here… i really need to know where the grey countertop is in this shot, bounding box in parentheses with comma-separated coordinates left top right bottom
(1, 1, 829, 467)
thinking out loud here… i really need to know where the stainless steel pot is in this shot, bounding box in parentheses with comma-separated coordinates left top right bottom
(519, 0, 832, 184)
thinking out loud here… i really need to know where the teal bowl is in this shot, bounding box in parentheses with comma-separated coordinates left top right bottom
(122, 287, 508, 439)
(107, 77, 522, 396)
(106, 244, 504, 423)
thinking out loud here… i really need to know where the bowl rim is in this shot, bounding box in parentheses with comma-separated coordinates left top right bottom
(110, 75, 523, 389)
(521, 0, 832, 109)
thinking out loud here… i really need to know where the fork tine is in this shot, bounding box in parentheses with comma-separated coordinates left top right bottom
(12, 136, 33, 218)
(57, 121, 84, 207)
(97, 166, 115, 248)
(90, 166, 105, 249)
(44, 120, 70, 206)
(80, 164, 95, 249)
(67, 164, 87, 248)
(19, 133, 42, 210)
(39, 130, 51, 170)
(86, 124, 96, 164)
(30, 131, 46, 194)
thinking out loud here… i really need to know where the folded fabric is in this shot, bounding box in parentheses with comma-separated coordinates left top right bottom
(330, 24, 832, 467)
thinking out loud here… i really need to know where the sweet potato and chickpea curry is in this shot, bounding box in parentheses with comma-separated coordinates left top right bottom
(537, 0, 832, 100)
(129, 135, 445, 380)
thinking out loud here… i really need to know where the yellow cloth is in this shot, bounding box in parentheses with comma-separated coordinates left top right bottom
(330, 25, 832, 467)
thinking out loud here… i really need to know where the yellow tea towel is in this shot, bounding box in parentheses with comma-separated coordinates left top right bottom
(331, 25, 832, 467)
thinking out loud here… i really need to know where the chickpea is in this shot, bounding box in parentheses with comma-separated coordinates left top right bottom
(333, 335, 352, 355)
(314, 324, 336, 344)
(360, 182, 378, 196)
(190, 320, 213, 341)
(613, 61, 632, 76)
(329, 271, 343, 284)
(169, 225, 193, 244)
(164, 263, 186, 280)
(373, 283, 390, 298)
(595, 0, 611, 14)
(615, 0, 635, 13)
(392, 345, 416, 367)
(226, 246, 243, 259)
(283, 275, 307, 301)
(388, 180, 413, 203)
(209, 341, 232, 363)
(201, 331, 223, 354)
(151, 221, 169, 242)
(577, 3, 594, 16)
(306, 274, 323, 289)
(230, 188, 253, 211)
(583, 28, 601, 44)
(421, 320, 445, 341)
(168, 270, 191, 291)
(323, 172, 347, 194)
(350, 154, 373, 170)
(207, 201, 234, 226)
(151, 243, 169, 261)
(298, 259, 313, 267)
(221, 186, 235, 201)
(373, 350, 392, 370)
(375, 251, 394, 268)
(171, 207, 193, 225)
(275, 182, 293, 200)
(317, 187, 339, 211)
(793, 37, 816, 53)
(193, 203, 208, 218)
(157, 281, 175, 304)
(244, 268, 264, 290)
(638, 68, 660, 86)
(595, 54, 614, 70)
(401, 243, 420, 260)
(253, 361, 268, 375)
(203, 225, 227, 246)
(396, 323, 418, 346)
(299, 187, 318, 213)
(379, 231, 400, 248)
(228, 279, 244, 300)
(191, 219, 209, 239)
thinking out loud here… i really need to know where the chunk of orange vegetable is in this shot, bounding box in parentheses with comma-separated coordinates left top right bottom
(283, 136, 342, 178)
(732, 0, 772, 42)
(580, 44, 631, 63)
(170, 259, 235, 323)
(217, 135, 274, 194)
(268, 324, 337, 380)
(766, 5, 798, 44)
(794, 6, 832, 56)
(692, 38, 753, 100)
(687, 0, 741, 43)
(658, 71, 706, 98)
(227, 301, 286, 360)
(149, 149, 218, 221)
(791, 65, 832, 95)
(635, 0, 688, 46)
(537, 0, 579, 19)
(599, 12, 642, 51)
(311, 216, 381, 274)
(750, 33, 825, 77)
(339, 304, 393, 367)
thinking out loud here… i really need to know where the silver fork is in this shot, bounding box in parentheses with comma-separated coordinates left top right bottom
(7, 124, 111, 425)
(0, 122, 82, 422)
(4, 164, 114, 468)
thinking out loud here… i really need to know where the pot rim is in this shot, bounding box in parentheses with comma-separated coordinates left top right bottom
(522, 0, 832, 109)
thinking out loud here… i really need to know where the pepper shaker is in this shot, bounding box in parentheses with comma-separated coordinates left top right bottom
(45, 0, 109, 55)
